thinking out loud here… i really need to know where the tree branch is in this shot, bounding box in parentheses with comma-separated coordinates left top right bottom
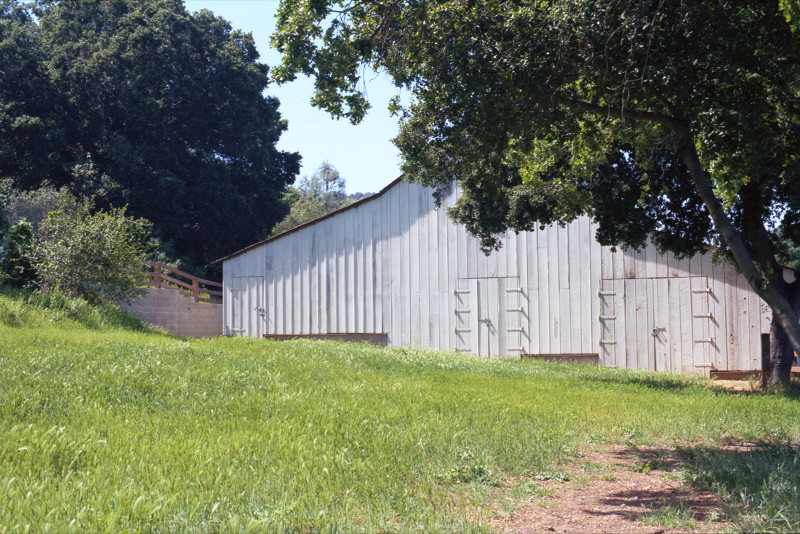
(562, 98, 686, 132)
(565, 96, 800, 355)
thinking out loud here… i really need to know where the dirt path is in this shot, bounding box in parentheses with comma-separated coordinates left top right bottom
(487, 444, 730, 533)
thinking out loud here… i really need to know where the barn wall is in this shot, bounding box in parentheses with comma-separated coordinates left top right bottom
(222, 179, 769, 374)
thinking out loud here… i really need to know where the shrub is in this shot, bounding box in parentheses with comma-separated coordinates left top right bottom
(0, 220, 35, 288)
(32, 200, 151, 304)
(0, 180, 76, 231)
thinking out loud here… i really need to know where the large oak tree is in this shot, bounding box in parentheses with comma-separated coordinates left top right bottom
(273, 0, 800, 385)
(0, 0, 300, 273)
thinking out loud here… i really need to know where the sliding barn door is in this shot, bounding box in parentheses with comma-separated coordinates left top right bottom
(454, 277, 523, 357)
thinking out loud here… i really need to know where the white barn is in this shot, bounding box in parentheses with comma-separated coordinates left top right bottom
(217, 178, 771, 376)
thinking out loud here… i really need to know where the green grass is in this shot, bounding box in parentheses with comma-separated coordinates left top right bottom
(683, 443, 800, 533)
(637, 502, 699, 530)
(2, 291, 800, 532)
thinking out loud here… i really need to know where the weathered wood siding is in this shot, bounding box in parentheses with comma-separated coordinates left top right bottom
(222, 179, 768, 375)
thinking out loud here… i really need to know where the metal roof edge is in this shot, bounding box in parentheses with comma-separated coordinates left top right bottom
(211, 175, 405, 266)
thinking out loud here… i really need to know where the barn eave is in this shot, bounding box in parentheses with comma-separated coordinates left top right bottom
(211, 175, 405, 266)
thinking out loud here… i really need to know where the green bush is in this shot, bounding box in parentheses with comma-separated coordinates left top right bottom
(0, 220, 35, 288)
(32, 200, 151, 304)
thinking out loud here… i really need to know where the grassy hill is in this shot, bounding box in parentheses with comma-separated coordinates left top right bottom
(2, 291, 800, 532)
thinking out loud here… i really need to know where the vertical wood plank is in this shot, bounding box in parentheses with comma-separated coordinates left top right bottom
(691, 276, 710, 375)
(271, 240, 283, 334)
(380, 193, 392, 336)
(346, 209, 357, 332)
(335, 210, 346, 332)
(635, 278, 649, 370)
(416, 185, 430, 346)
(309, 228, 318, 334)
(546, 225, 560, 353)
(265, 248, 275, 335)
(407, 184, 421, 346)
(488, 276, 500, 356)
(527, 227, 539, 290)
(399, 183, 412, 345)
(372, 196, 382, 334)
(390, 184, 403, 344)
(446, 188, 459, 352)
(678, 277, 693, 373)
(598, 279, 614, 366)
(567, 220, 581, 352)
(612, 278, 625, 368)
(624, 279, 637, 369)
(469, 277, 480, 355)
(655, 245, 668, 278)
(427, 192, 442, 349)
(711, 262, 728, 370)
(654, 278, 669, 372)
(516, 232, 531, 353)
(364, 203, 374, 333)
(300, 229, 311, 333)
(741, 274, 760, 369)
(579, 218, 593, 352)
(644, 242, 658, 279)
(646, 278, 655, 371)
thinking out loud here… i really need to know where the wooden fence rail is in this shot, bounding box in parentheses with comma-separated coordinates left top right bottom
(142, 262, 222, 304)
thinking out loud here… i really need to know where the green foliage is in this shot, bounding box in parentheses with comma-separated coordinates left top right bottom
(781, 0, 800, 31)
(0, 288, 157, 331)
(436, 448, 498, 485)
(0, 219, 35, 288)
(0, 179, 76, 231)
(32, 200, 151, 305)
(270, 161, 351, 235)
(272, 0, 800, 274)
(2, 301, 800, 530)
(0, 196, 8, 238)
(1, 0, 300, 273)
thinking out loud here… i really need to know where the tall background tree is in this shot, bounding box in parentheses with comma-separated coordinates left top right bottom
(271, 161, 350, 235)
(273, 0, 800, 386)
(0, 0, 300, 275)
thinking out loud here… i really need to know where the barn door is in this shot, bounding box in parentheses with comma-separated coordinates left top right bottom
(454, 277, 521, 357)
(600, 276, 712, 375)
(229, 276, 264, 338)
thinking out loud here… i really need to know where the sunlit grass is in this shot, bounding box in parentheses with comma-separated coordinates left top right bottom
(2, 291, 800, 532)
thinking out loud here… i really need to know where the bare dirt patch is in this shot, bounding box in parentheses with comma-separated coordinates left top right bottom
(487, 444, 731, 533)
(707, 379, 760, 393)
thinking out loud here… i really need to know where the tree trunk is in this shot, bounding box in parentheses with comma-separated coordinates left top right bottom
(761, 280, 800, 388)
(674, 134, 800, 363)
(568, 101, 800, 368)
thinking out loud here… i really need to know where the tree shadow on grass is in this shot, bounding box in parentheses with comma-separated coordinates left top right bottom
(589, 445, 723, 526)
(678, 441, 800, 532)
(581, 442, 799, 531)
(582, 368, 800, 399)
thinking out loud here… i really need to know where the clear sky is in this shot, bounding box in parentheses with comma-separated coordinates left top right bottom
(184, 0, 401, 194)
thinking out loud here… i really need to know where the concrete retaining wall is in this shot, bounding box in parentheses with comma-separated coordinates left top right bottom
(124, 287, 222, 338)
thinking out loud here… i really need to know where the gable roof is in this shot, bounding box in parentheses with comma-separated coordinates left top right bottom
(211, 176, 405, 266)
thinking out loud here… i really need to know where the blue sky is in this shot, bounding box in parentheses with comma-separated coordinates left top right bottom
(184, 0, 401, 194)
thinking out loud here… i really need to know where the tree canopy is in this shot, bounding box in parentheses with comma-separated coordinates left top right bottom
(0, 0, 300, 273)
(273, 0, 800, 382)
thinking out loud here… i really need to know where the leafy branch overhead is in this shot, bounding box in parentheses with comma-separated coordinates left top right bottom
(273, 0, 800, 384)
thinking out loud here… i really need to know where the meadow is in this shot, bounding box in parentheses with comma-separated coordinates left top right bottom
(2, 291, 800, 532)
